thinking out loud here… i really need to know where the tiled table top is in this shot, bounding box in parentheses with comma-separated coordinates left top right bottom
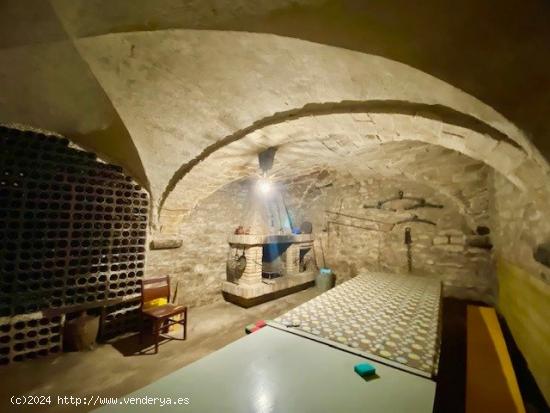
(275, 272, 442, 377)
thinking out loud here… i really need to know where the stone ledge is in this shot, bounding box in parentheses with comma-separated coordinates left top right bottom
(150, 238, 183, 249)
(222, 271, 316, 301)
(222, 279, 316, 308)
(228, 233, 314, 245)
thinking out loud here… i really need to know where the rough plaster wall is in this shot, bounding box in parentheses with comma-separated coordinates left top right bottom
(145, 181, 248, 307)
(285, 173, 494, 301)
(73, 29, 534, 210)
(1, 25, 547, 220)
(0, 37, 149, 189)
(0, 3, 151, 186)
(49, 0, 550, 159)
(1, 4, 549, 219)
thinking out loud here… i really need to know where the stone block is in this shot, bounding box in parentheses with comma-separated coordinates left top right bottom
(440, 229, 464, 236)
(463, 132, 498, 156)
(150, 238, 183, 250)
(435, 244, 464, 253)
(449, 235, 466, 245)
(466, 235, 492, 250)
(488, 142, 527, 175)
(433, 236, 449, 245)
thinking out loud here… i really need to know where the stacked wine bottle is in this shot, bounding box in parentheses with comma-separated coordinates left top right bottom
(0, 314, 63, 365)
(100, 300, 142, 341)
(0, 126, 149, 363)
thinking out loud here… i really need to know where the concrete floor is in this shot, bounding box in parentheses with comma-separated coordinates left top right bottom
(0, 288, 319, 413)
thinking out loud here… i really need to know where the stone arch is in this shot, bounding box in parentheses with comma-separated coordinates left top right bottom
(158, 100, 526, 211)
(73, 30, 548, 216)
(158, 107, 547, 234)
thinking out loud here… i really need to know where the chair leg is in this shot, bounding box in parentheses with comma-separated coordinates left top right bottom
(183, 308, 187, 340)
(154, 320, 160, 354)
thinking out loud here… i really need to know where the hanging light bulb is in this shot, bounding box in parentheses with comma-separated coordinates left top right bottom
(257, 178, 272, 194)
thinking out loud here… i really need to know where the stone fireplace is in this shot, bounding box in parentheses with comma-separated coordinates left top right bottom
(222, 179, 316, 307)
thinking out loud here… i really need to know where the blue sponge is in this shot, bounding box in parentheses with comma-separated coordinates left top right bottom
(354, 363, 376, 377)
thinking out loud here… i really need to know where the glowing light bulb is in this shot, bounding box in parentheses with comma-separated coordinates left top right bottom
(257, 179, 272, 194)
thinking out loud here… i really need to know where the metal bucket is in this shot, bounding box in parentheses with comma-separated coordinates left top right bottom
(316, 268, 335, 292)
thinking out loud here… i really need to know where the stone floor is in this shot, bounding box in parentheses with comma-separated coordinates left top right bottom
(0, 288, 320, 413)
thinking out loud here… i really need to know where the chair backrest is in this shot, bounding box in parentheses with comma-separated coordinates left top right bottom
(141, 276, 170, 304)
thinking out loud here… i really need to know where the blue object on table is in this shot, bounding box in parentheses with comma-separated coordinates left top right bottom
(292, 227, 301, 234)
(320, 267, 332, 275)
(354, 363, 376, 377)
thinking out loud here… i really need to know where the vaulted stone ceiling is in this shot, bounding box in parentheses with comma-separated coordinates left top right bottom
(71, 29, 534, 204)
(159, 139, 490, 235)
(1, 0, 549, 237)
(4, 0, 550, 148)
(49, 0, 550, 151)
(157, 108, 546, 236)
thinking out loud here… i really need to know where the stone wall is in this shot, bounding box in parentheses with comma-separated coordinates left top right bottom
(147, 169, 495, 307)
(489, 171, 550, 403)
(147, 167, 550, 312)
(145, 181, 248, 307)
(143, 165, 549, 399)
(490, 171, 550, 280)
(285, 172, 494, 301)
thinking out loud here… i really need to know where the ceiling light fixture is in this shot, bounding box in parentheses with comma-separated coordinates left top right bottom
(257, 178, 272, 195)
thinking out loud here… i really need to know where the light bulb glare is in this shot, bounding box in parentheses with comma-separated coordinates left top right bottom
(257, 179, 272, 194)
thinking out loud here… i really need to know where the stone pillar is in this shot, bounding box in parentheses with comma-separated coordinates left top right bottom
(239, 245, 263, 285)
(285, 244, 300, 275)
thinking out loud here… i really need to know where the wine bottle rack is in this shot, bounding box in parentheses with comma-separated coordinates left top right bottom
(99, 300, 141, 341)
(0, 125, 149, 362)
(0, 313, 64, 365)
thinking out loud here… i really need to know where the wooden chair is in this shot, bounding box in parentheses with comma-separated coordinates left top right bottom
(140, 276, 187, 353)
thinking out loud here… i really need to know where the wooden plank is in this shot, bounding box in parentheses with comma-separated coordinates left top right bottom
(466, 306, 525, 413)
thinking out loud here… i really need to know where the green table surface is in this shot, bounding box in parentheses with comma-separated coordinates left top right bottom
(94, 326, 435, 413)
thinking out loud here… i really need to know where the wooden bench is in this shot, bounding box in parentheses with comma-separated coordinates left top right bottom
(466, 306, 525, 413)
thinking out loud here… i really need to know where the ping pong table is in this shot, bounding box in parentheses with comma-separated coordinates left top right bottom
(94, 325, 436, 412)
